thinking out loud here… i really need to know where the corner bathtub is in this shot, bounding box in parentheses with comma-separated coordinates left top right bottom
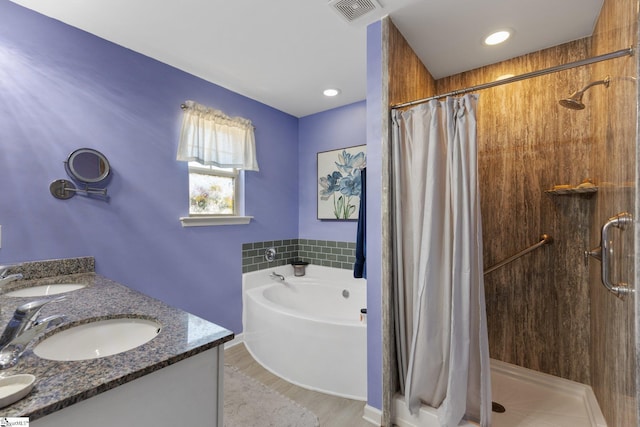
(243, 265, 367, 400)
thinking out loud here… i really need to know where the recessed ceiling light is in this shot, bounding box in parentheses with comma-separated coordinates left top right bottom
(323, 88, 341, 97)
(484, 30, 511, 46)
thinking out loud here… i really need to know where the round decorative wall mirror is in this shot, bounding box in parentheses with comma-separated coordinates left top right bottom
(65, 148, 111, 183)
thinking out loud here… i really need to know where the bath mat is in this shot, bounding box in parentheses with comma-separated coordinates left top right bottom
(224, 365, 320, 427)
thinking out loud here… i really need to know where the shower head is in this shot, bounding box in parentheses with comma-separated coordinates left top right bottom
(559, 76, 610, 110)
(558, 92, 587, 110)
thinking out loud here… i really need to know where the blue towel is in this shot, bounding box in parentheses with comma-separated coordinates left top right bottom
(354, 168, 366, 279)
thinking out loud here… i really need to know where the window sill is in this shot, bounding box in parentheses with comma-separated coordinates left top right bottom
(179, 216, 253, 227)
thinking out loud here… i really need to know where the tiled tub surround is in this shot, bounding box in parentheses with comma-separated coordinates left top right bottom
(242, 239, 356, 273)
(0, 258, 234, 421)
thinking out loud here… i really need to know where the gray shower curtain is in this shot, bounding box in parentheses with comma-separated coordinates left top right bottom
(391, 95, 491, 427)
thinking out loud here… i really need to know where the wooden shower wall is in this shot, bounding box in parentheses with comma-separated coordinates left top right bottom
(436, 39, 594, 384)
(387, 21, 435, 107)
(588, 0, 637, 425)
(381, 20, 437, 424)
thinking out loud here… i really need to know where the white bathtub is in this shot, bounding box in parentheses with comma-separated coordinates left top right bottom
(243, 265, 367, 401)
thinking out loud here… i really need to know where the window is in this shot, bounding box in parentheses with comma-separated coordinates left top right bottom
(177, 100, 258, 227)
(188, 162, 238, 215)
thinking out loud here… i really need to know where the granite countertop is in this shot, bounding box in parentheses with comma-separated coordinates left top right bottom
(0, 257, 234, 420)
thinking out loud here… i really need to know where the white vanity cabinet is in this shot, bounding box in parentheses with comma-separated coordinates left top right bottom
(32, 346, 224, 427)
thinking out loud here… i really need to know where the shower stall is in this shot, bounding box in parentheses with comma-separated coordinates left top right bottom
(376, 0, 638, 425)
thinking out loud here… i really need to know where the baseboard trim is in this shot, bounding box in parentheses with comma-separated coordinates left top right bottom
(363, 404, 382, 425)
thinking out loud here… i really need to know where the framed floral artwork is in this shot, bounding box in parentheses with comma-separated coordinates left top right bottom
(317, 145, 366, 220)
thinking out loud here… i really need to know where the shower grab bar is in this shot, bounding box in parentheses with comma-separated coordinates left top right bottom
(599, 212, 633, 298)
(484, 234, 553, 275)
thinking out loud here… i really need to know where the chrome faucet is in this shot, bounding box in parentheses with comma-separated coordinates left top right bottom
(269, 272, 285, 282)
(0, 296, 67, 346)
(0, 266, 23, 287)
(0, 315, 65, 369)
(0, 296, 66, 368)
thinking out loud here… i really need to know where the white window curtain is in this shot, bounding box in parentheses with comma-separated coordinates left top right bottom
(176, 100, 259, 171)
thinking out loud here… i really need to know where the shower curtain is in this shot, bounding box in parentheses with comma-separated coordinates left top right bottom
(391, 95, 491, 427)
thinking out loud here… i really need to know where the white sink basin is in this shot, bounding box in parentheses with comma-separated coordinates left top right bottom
(5, 284, 86, 297)
(34, 318, 161, 361)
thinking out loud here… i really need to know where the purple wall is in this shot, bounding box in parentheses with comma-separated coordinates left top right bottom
(365, 20, 383, 411)
(0, 1, 299, 334)
(298, 101, 365, 240)
(300, 101, 381, 410)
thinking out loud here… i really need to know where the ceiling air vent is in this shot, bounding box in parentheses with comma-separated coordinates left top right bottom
(329, 0, 382, 23)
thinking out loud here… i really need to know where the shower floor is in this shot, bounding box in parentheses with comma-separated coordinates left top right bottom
(490, 359, 606, 427)
(393, 359, 606, 427)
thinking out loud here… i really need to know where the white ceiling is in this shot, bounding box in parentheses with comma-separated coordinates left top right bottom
(10, 0, 604, 117)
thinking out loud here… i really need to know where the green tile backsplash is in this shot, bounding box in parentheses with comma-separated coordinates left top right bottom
(242, 239, 356, 273)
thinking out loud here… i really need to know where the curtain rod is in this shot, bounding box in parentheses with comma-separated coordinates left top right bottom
(180, 103, 256, 129)
(391, 47, 634, 110)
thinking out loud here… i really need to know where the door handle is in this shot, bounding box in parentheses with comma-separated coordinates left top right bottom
(600, 212, 633, 298)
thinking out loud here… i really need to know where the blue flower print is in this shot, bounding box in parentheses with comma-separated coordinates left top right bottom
(339, 172, 361, 197)
(335, 150, 366, 175)
(319, 148, 366, 219)
(319, 171, 343, 200)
